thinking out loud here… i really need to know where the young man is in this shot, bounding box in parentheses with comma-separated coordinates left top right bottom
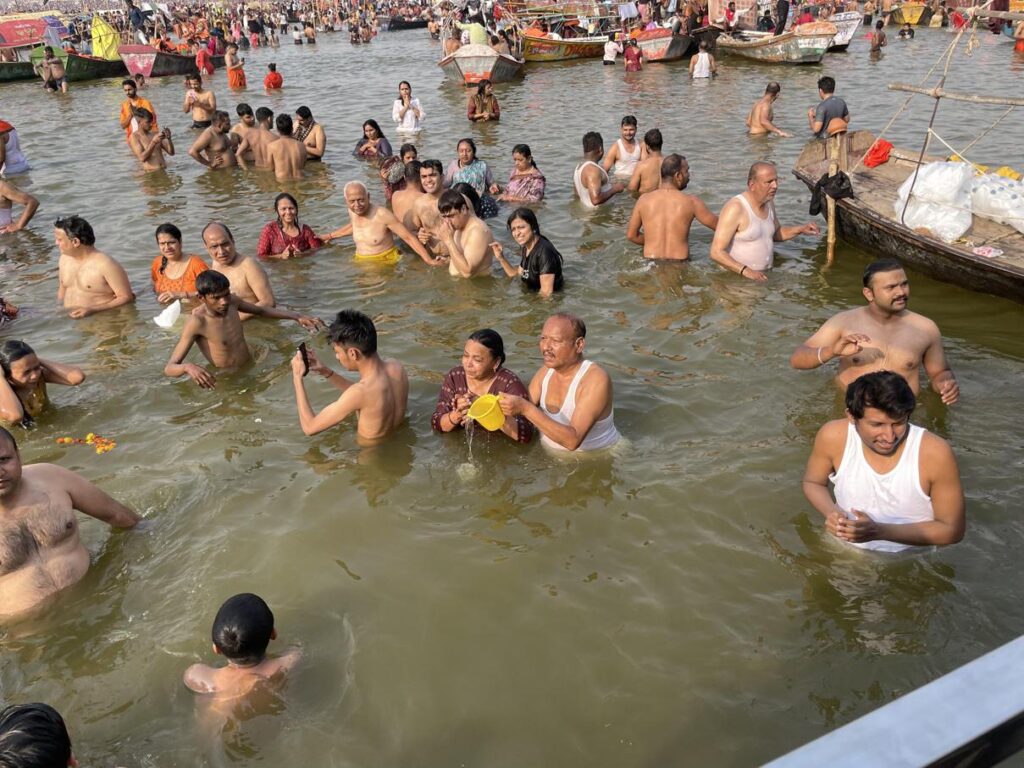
(408, 159, 448, 259)
(600, 115, 644, 180)
(119, 77, 156, 142)
(627, 128, 664, 195)
(870, 18, 888, 51)
(0, 340, 85, 425)
(236, 107, 277, 168)
(746, 81, 792, 137)
(291, 309, 409, 443)
(188, 110, 237, 170)
(164, 270, 322, 389)
(201, 221, 275, 316)
(225, 42, 247, 88)
(129, 107, 174, 171)
(574, 132, 625, 209)
(184, 593, 301, 700)
(436, 189, 494, 278)
(391, 160, 422, 228)
(807, 75, 850, 138)
(56, 216, 135, 318)
(183, 72, 217, 129)
(230, 103, 256, 147)
(802, 371, 965, 552)
(37, 46, 68, 93)
(294, 106, 326, 161)
(267, 113, 307, 181)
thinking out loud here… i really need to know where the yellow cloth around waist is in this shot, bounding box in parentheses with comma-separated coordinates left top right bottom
(354, 246, 401, 264)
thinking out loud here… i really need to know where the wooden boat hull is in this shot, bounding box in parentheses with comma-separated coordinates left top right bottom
(439, 44, 524, 84)
(118, 44, 224, 77)
(522, 34, 607, 61)
(0, 60, 36, 82)
(63, 52, 128, 81)
(388, 16, 429, 30)
(793, 131, 1024, 303)
(891, 2, 928, 24)
(827, 11, 862, 50)
(634, 29, 695, 61)
(718, 23, 836, 63)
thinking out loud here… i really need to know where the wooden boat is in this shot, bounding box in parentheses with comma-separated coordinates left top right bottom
(388, 16, 429, 30)
(28, 47, 128, 81)
(827, 11, 862, 50)
(633, 27, 695, 61)
(0, 60, 36, 83)
(793, 131, 1024, 303)
(890, 1, 930, 24)
(439, 43, 524, 84)
(522, 33, 607, 61)
(717, 21, 836, 63)
(118, 44, 224, 78)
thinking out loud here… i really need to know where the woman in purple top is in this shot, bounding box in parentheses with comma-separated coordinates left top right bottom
(498, 144, 546, 203)
(432, 328, 533, 444)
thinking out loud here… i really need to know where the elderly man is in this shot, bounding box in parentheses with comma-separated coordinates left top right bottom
(747, 81, 792, 137)
(790, 259, 959, 404)
(803, 371, 965, 552)
(0, 426, 139, 620)
(709, 161, 819, 281)
(499, 313, 620, 452)
(201, 221, 274, 318)
(56, 216, 135, 319)
(324, 181, 441, 265)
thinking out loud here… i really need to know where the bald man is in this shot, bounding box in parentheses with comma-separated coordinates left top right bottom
(201, 221, 274, 319)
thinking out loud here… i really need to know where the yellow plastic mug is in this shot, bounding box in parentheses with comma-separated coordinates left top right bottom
(466, 394, 505, 431)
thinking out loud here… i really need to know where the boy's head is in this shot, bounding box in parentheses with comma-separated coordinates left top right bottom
(212, 593, 275, 666)
(195, 270, 231, 315)
(0, 702, 73, 768)
(328, 309, 377, 369)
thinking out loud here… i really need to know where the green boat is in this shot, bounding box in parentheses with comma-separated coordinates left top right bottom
(0, 60, 37, 83)
(29, 47, 128, 82)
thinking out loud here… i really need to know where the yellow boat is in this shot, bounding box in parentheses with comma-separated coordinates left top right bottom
(522, 33, 607, 62)
(890, 2, 928, 25)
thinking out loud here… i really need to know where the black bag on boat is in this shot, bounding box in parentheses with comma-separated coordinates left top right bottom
(809, 171, 854, 216)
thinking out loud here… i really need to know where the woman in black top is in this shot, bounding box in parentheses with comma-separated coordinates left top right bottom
(492, 207, 564, 296)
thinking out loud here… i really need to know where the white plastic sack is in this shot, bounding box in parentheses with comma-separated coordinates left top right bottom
(894, 161, 974, 243)
(970, 175, 1024, 236)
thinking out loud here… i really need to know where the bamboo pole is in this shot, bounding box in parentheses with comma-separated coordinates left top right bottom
(887, 83, 1024, 107)
(826, 134, 839, 264)
(966, 8, 1024, 20)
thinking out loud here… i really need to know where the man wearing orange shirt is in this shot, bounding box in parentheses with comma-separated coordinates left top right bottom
(119, 78, 156, 143)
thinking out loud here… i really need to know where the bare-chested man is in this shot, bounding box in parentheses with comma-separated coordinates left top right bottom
(183, 73, 216, 128)
(36, 46, 67, 93)
(391, 160, 422, 227)
(189, 111, 237, 170)
(56, 216, 135, 319)
(437, 189, 494, 278)
(201, 221, 274, 318)
(230, 103, 256, 160)
(747, 81, 792, 137)
(294, 106, 326, 161)
(790, 259, 959, 404)
(626, 154, 718, 260)
(236, 107, 276, 168)
(129, 108, 174, 171)
(627, 128, 664, 195)
(165, 270, 323, 388)
(0, 340, 84, 426)
(0, 426, 139, 620)
(291, 309, 408, 444)
(323, 181, 441, 265)
(266, 113, 306, 181)
(408, 159, 449, 259)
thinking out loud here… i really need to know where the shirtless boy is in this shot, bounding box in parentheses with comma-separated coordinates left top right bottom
(230, 103, 256, 162)
(747, 81, 792, 137)
(236, 107, 277, 168)
(184, 593, 301, 701)
(266, 114, 306, 181)
(323, 181, 440, 265)
(0, 427, 139, 620)
(626, 154, 718, 260)
(627, 128, 664, 195)
(189, 111, 237, 170)
(56, 216, 135, 319)
(165, 270, 322, 388)
(390, 160, 422, 226)
(790, 259, 959, 404)
(129, 108, 174, 171)
(408, 159, 448, 259)
(437, 189, 494, 278)
(291, 309, 408, 443)
(183, 73, 217, 128)
(0, 340, 85, 426)
(201, 222, 274, 317)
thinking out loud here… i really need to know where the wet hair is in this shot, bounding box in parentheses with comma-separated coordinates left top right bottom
(550, 312, 586, 340)
(438, 188, 470, 215)
(211, 593, 274, 665)
(490, 34, 500, 44)
(643, 129, 663, 152)
(582, 131, 603, 154)
(362, 118, 385, 139)
(327, 309, 377, 355)
(155, 223, 182, 275)
(398, 79, 412, 93)
(399, 143, 417, 159)
(661, 153, 688, 179)
(621, 115, 637, 127)
(475, 78, 492, 97)
(236, 103, 253, 118)
(875, 18, 884, 28)
(296, 105, 313, 121)
(54, 215, 95, 246)
(255, 106, 273, 123)
(512, 143, 538, 169)
(457, 137, 477, 161)
(227, 41, 238, 50)
(276, 113, 293, 135)
(467, 328, 506, 366)
(817, 76, 836, 93)
(845, 371, 916, 421)
(274, 192, 300, 225)
(195, 270, 230, 297)
(420, 158, 443, 177)
(133, 106, 154, 122)
(267, 62, 277, 72)
(0, 703, 72, 768)
(747, 160, 776, 184)
(121, 78, 136, 88)
(451, 183, 482, 216)
(507, 207, 540, 237)
(0, 425, 17, 451)
(862, 258, 904, 288)
(404, 159, 422, 183)
(0, 340, 34, 378)
(190, 72, 203, 84)
(766, 81, 781, 95)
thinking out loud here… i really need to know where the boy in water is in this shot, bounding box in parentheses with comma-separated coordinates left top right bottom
(164, 270, 323, 389)
(184, 593, 301, 698)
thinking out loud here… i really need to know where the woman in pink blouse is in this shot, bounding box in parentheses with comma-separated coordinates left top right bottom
(497, 143, 546, 203)
(432, 328, 533, 444)
(256, 193, 324, 259)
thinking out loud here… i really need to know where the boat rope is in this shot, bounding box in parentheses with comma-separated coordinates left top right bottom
(957, 106, 1016, 155)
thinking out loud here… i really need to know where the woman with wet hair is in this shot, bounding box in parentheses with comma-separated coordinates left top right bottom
(150, 222, 209, 303)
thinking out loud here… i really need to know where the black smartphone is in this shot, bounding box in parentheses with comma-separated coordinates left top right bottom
(298, 342, 309, 377)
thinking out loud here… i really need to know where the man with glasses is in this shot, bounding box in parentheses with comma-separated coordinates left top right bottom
(119, 77, 156, 143)
(436, 189, 494, 278)
(56, 216, 135, 319)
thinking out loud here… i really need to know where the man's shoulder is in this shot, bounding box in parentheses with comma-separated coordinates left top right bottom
(816, 418, 849, 447)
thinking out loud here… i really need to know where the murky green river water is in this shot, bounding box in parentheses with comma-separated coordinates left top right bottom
(1, 23, 1023, 767)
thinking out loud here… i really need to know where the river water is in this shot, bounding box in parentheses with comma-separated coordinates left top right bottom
(1, 24, 1023, 767)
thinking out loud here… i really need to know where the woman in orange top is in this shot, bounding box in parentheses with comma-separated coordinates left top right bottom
(150, 223, 209, 303)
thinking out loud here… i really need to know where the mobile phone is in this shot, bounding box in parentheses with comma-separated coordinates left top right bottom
(298, 342, 309, 376)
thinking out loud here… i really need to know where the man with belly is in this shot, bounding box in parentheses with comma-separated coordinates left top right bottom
(626, 154, 718, 260)
(188, 111, 237, 170)
(499, 313, 620, 452)
(56, 216, 135, 319)
(201, 222, 275, 319)
(322, 181, 440, 266)
(409, 159, 449, 260)
(0, 426, 139, 620)
(789, 259, 960, 404)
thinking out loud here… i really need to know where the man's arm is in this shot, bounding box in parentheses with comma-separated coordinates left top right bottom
(692, 196, 719, 230)
(445, 224, 490, 277)
(502, 366, 612, 450)
(775, 207, 820, 241)
(235, 135, 251, 168)
(801, 421, 845, 526)
(162, 133, 175, 157)
(582, 165, 623, 206)
(244, 260, 276, 307)
(164, 317, 216, 387)
(291, 353, 362, 435)
(69, 261, 135, 318)
(709, 199, 766, 281)
(626, 200, 645, 246)
(921, 325, 959, 404)
(132, 132, 161, 162)
(54, 464, 140, 528)
(600, 144, 619, 173)
(627, 161, 643, 194)
(120, 101, 134, 128)
(188, 131, 213, 166)
(385, 211, 442, 265)
(789, 317, 871, 369)
(235, 297, 324, 329)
